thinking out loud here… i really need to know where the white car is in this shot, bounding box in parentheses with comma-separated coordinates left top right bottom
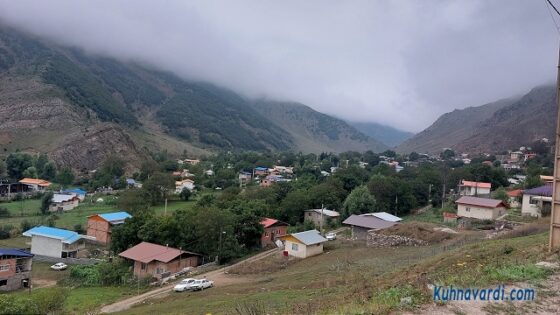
(50, 262, 68, 271)
(190, 279, 214, 291)
(173, 278, 197, 292)
(325, 232, 337, 241)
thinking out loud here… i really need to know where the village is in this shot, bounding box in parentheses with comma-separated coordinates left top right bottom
(0, 141, 558, 314)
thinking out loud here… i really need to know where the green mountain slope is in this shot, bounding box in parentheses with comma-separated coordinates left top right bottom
(252, 100, 388, 153)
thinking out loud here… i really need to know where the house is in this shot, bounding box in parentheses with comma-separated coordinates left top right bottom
(358, 161, 369, 169)
(87, 211, 132, 245)
(62, 188, 87, 201)
(254, 167, 269, 176)
(320, 171, 330, 177)
(271, 166, 294, 174)
(239, 171, 252, 187)
(342, 214, 399, 240)
(458, 180, 491, 197)
(118, 242, 201, 279)
(204, 170, 214, 176)
(455, 196, 507, 220)
(50, 194, 80, 212)
(304, 209, 340, 227)
(510, 151, 523, 162)
(175, 179, 195, 193)
(260, 174, 289, 187)
(506, 189, 523, 208)
(0, 249, 33, 292)
(540, 175, 554, 184)
(260, 218, 288, 248)
(183, 159, 200, 165)
(521, 184, 553, 217)
(23, 226, 86, 258)
(279, 230, 327, 258)
(18, 178, 51, 192)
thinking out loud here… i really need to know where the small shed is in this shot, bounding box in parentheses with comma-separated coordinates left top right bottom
(279, 230, 327, 259)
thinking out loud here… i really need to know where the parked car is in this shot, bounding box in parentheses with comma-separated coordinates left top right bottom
(190, 279, 214, 291)
(173, 278, 196, 292)
(325, 232, 337, 241)
(50, 262, 68, 271)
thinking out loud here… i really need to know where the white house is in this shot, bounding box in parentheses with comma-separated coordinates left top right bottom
(280, 230, 327, 259)
(50, 194, 80, 212)
(23, 226, 86, 258)
(458, 180, 491, 197)
(521, 184, 552, 217)
(455, 196, 507, 220)
(175, 179, 195, 193)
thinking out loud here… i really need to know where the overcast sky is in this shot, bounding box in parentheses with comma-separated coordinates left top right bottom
(0, 0, 558, 132)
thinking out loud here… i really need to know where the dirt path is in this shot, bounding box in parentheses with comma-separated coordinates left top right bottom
(402, 273, 560, 315)
(99, 248, 279, 314)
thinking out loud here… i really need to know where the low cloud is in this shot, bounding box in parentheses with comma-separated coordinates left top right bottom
(0, 0, 557, 132)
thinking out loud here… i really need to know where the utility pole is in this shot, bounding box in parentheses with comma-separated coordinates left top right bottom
(164, 198, 168, 216)
(320, 204, 324, 235)
(428, 184, 433, 203)
(441, 183, 446, 209)
(551, 43, 560, 251)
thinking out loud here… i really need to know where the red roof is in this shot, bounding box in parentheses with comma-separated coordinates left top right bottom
(507, 189, 523, 197)
(260, 218, 288, 228)
(455, 196, 506, 209)
(118, 242, 200, 263)
(461, 180, 491, 189)
(19, 178, 51, 187)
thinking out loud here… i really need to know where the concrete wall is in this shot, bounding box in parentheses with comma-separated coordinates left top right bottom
(0, 257, 32, 292)
(284, 240, 323, 258)
(50, 199, 79, 212)
(351, 226, 370, 240)
(521, 194, 550, 217)
(460, 187, 491, 196)
(133, 256, 199, 279)
(457, 204, 505, 220)
(31, 236, 62, 258)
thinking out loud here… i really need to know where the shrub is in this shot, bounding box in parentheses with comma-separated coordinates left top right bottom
(485, 264, 552, 282)
(0, 207, 9, 217)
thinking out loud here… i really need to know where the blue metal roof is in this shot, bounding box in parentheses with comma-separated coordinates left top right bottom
(0, 248, 33, 257)
(62, 188, 87, 196)
(98, 211, 132, 223)
(255, 167, 268, 171)
(524, 184, 553, 197)
(23, 226, 81, 244)
(291, 229, 327, 245)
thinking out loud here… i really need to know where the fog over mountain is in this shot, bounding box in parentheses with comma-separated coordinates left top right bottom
(0, 0, 557, 132)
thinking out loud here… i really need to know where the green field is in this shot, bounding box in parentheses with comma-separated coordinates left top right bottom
(0, 194, 197, 232)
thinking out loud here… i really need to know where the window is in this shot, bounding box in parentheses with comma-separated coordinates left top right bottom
(0, 265, 9, 272)
(291, 243, 299, 251)
(140, 263, 147, 270)
(0, 279, 6, 286)
(156, 267, 164, 274)
(530, 197, 539, 205)
(265, 232, 269, 237)
(465, 207, 471, 212)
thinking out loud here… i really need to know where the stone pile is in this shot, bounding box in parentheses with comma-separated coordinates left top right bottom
(367, 232, 427, 247)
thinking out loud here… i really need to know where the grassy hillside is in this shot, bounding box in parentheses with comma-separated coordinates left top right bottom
(350, 121, 414, 147)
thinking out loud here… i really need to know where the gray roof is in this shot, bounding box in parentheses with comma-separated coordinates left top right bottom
(455, 196, 506, 208)
(342, 214, 398, 230)
(291, 229, 327, 245)
(305, 209, 340, 217)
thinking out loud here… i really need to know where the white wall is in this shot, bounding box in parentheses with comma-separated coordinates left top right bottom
(521, 194, 550, 217)
(457, 204, 505, 220)
(284, 240, 323, 258)
(30, 236, 62, 258)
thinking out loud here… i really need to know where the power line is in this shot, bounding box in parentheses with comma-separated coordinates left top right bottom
(547, 0, 560, 16)
(544, 0, 560, 35)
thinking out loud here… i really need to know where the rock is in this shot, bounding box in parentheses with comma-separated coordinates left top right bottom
(367, 232, 428, 247)
(536, 261, 560, 269)
(400, 297, 412, 305)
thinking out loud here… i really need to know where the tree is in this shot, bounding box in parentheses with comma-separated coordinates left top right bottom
(6, 153, 33, 179)
(440, 149, 455, 160)
(22, 167, 38, 179)
(180, 187, 191, 201)
(492, 187, 509, 205)
(40, 192, 53, 215)
(342, 185, 376, 219)
(116, 189, 150, 213)
(0, 159, 6, 177)
(56, 167, 75, 187)
(35, 154, 49, 176)
(279, 189, 311, 225)
(141, 172, 175, 205)
(41, 162, 57, 180)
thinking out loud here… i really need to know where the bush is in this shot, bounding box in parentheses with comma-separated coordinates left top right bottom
(69, 262, 132, 287)
(20, 220, 33, 232)
(0, 226, 10, 239)
(0, 207, 9, 217)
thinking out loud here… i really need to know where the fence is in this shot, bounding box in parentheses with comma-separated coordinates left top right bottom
(32, 254, 101, 265)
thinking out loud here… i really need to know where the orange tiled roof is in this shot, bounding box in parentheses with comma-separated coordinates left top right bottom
(461, 180, 491, 189)
(507, 189, 523, 197)
(19, 178, 51, 187)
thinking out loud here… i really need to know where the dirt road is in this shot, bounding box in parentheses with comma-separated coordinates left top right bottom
(99, 248, 279, 314)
